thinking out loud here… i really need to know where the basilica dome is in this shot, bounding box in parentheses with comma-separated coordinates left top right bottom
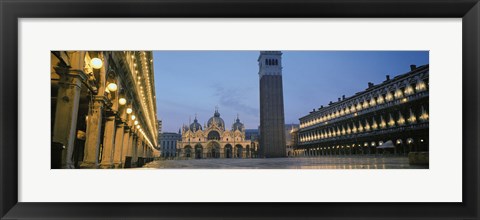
(189, 117, 202, 132)
(182, 124, 189, 132)
(207, 109, 225, 130)
(232, 116, 244, 131)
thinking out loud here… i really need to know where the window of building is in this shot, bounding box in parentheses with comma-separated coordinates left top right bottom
(208, 131, 220, 140)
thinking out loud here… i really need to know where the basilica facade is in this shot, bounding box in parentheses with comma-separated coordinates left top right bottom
(177, 109, 256, 159)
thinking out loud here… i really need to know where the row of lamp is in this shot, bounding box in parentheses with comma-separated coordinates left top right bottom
(91, 54, 153, 149)
(91, 56, 128, 110)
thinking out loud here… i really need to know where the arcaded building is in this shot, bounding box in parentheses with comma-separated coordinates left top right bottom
(177, 109, 256, 159)
(295, 65, 429, 157)
(51, 51, 159, 168)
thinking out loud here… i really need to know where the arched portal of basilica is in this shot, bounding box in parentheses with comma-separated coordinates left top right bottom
(178, 109, 256, 159)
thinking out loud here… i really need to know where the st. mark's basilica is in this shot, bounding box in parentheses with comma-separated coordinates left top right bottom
(177, 108, 256, 159)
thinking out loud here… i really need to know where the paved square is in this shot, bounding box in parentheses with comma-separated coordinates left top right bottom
(140, 156, 428, 169)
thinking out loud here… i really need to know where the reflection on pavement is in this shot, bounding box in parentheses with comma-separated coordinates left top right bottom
(138, 156, 428, 169)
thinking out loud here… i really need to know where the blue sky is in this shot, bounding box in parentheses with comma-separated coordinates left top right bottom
(153, 51, 428, 132)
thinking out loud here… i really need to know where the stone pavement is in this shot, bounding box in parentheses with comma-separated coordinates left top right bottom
(139, 155, 428, 169)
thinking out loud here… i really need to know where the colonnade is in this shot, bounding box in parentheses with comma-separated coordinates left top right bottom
(292, 137, 427, 157)
(51, 51, 158, 168)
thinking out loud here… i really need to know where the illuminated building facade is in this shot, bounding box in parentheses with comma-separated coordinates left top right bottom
(51, 51, 159, 168)
(295, 65, 429, 157)
(177, 108, 257, 159)
(285, 124, 299, 148)
(285, 124, 299, 156)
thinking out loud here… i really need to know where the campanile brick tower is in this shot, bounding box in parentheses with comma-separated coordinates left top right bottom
(258, 51, 286, 158)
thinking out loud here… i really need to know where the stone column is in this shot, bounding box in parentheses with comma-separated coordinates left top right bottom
(127, 131, 135, 167)
(141, 144, 147, 164)
(52, 67, 87, 169)
(81, 96, 107, 168)
(144, 147, 148, 163)
(121, 127, 131, 167)
(242, 151, 246, 159)
(147, 146, 151, 161)
(148, 147, 152, 162)
(113, 123, 125, 168)
(100, 115, 116, 168)
(140, 144, 145, 165)
(136, 137, 144, 167)
(146, 147, 151, 162)
(131, 135, 138, 166)
(220, 148, 225, 158)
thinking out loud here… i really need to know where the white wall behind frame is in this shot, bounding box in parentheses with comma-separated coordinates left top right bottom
(19, 18, 461, 202)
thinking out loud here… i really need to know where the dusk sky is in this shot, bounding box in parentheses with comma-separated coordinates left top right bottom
(153, 51, 428, 133)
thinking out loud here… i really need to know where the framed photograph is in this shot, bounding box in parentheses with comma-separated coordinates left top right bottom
(1, 0, 479, 219)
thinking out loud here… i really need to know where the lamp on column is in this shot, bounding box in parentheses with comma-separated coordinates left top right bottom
(131, 115, 136, 120)
(107, 82, 118, 92)
(118, 89, 127, 106)
(91, 58, 103, 69)
(126, 107, 133, 114)
(119, 97, 127, 105)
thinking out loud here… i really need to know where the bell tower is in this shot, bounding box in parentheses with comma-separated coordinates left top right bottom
(258, 51, 286, 158)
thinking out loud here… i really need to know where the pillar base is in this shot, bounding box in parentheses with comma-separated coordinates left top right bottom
(99, 163, 115, 169)
(123, 156, 132, 168)
(137, 157, 144, 167)
(79, 162, 97, 169)
(113, 163, 123, 168)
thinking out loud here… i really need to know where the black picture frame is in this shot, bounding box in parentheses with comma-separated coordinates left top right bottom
(1, 0, 479, 219)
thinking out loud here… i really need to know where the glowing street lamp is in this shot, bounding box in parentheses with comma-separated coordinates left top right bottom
(119, 98, 127, 105)
(91, 58, 103, 69)
(131, 115, 136, 120)
(107, 83, 118, 92)
(126, 108, 133, 114)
